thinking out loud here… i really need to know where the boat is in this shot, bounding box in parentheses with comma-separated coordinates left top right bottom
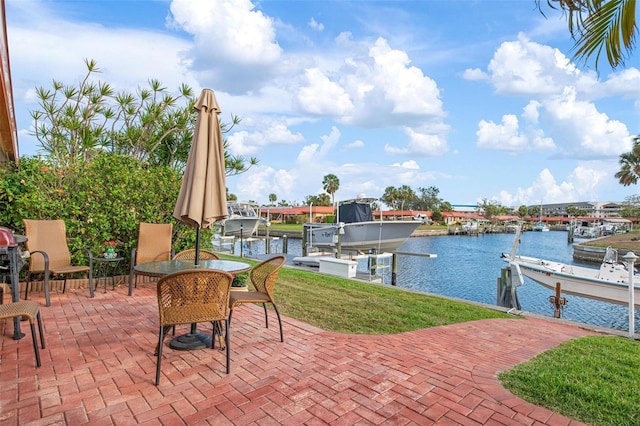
(532, 222, 550, 232)
(303, 197, 422, 255)
(573, 220, 603, 239)
(220, 201, 261, 238)
(502, 227, 640, 307)
(532, 201, 549, 231)
(462, 220, 478, 232)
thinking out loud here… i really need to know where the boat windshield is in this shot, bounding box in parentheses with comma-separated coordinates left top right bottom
(603, 246, 618, 264)
(228, 203, 257, 217)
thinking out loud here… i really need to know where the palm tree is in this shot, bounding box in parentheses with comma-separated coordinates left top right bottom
(268, 193, 277, 206)
(322, 174, 340, 205)
(397, 185, 415, 217)
(615, 136, 640, 185)
(538, 0, 638, 69)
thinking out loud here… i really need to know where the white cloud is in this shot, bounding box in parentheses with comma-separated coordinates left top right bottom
(543, 87, 631, 158)
(296, 126, 341, 163)
(169, 0, 282, 94)
(495, 166, 608, 206)
(476, 115, 528, 152)
(227, 120, 305, 155)
(296, 68, 354, 116)
(345, 140, 364, 149)
(309, 17, 324, 32)
(487, 33, 580, 96)
(385, 128, 448, 156)
(462, 68, 488, 81)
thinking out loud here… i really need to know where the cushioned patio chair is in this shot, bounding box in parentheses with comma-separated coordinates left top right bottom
(229, 255, 286, 342)
(155, 269, 233, 385)
(172, 249, 219, 261)
(0, 300, 46, 367)
(129, 223, 173, 296)
(23, 219, 93, 306)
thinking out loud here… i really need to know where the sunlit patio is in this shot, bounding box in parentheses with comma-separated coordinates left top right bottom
(0, 279, 595, 425)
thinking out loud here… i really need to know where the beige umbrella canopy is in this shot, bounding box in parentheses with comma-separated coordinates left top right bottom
(173, 88, 227, 265)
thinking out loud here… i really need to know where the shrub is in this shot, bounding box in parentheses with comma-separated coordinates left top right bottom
(0, 152, 210, 274)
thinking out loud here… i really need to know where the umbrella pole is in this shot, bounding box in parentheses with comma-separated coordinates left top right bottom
(195, 228, 201, 266)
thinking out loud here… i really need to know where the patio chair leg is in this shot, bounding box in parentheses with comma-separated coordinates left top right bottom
(62, 276, 67, 293)
(29, 322, 41, 367)
(262, 303, 268, 328)
(273, 304, 284, 342)
(155, 327, 166, 385)
(36, 310, 45, 349)
(24, 273, 30, 301)
(224, 319, 230, 374)
(87, 268, 94, 298)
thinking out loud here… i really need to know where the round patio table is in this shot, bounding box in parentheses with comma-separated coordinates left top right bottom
(135, 258, 251, 350)
(134, 259, 251, 277)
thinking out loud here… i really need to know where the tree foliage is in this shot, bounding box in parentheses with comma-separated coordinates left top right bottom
(1, 60, 262, 274)
(322, 174, 340, 204)
(537, 0, 638, 69)
(615, 136, 640, 186)
(31, 58, 257, 175)
(478, 199, 509, 221)
(305, 193, 331, 206)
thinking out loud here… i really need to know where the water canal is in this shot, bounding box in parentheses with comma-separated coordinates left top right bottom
(236, 231, 639, 333)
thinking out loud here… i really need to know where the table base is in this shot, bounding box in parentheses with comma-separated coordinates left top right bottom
(169, 333, 212, 351)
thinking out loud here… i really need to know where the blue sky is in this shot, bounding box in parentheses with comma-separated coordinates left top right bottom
(5, 0, 640, 208)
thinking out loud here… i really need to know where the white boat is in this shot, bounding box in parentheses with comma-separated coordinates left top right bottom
(304, 197, 421, 254)
(573, 220, 603, 239)
(532, 201, 549, 231)
(220, 202, 261, 238)
(502, 227, 640, 307)
(532, 222, 550, 232)
(462, 221, 479, 233)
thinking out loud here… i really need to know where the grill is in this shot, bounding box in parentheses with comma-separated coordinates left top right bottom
(0, 227, 25, 339)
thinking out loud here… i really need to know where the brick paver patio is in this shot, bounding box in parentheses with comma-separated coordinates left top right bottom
(0, 281, 597, 425)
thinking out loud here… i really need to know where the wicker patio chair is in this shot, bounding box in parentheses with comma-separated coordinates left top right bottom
(0, 300, 46, 367)
(128, 223, 173, 296)
(155, 269, 233, 385)
(172, 249, 219, 261)
(229, 255, 286, 342)
(23, 219, 93, 306)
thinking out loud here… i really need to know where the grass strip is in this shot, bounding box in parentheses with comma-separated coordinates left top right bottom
(499, 336, 640, 426)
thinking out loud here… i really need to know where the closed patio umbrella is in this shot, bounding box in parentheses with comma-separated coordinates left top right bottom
(173, 88, 228, 266)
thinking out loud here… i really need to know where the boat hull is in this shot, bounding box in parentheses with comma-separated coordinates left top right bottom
(308, 221, 420, 253)
(506, 255, 640, 307)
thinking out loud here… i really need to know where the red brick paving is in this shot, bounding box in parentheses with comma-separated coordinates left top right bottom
(0, 283, 597, 425)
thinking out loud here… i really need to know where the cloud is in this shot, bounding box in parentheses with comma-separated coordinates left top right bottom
(487, 33, 581, 96)
(296, 126, 341, 164)
(227, 119, 305, 155)
(295, 68, 354, 116)
(169, 0, 282, 94)
(473, 34, 632, 159)
(494, 166, 608, 206)
(309, 17, 324, 32)
(385, 128, 448, 156)
(543, 87, 631, 158)
(462, 68, 487, 81)
(345, 140, 364, 149)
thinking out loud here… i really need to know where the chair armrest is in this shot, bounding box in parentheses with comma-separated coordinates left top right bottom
(30, 249, 49, 273)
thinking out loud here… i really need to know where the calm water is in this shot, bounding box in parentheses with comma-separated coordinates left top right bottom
(235, 231, 638, 333)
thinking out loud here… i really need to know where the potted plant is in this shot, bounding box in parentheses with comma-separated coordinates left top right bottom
(231, 272, 249, 291)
